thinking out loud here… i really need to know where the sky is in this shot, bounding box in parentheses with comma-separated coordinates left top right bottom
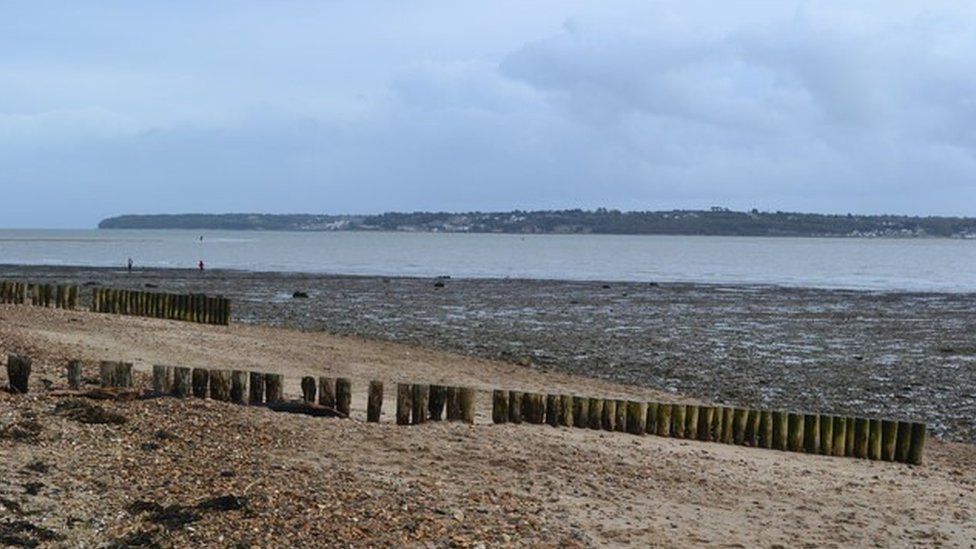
(2, 1, 976, 228)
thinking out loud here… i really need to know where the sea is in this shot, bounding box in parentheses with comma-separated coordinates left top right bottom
(0, 229, 974, 292)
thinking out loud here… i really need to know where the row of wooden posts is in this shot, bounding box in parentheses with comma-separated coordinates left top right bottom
(491, 391, 927, 465)
(90, 288, 231, 325)
(0, 280, 79, 309)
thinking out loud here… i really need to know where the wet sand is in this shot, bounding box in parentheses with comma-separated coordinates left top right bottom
(2, 264, 974, 442)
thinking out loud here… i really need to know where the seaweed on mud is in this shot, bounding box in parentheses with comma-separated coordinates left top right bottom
(53, 399, 127, 425)
(0, 420, 42, 443)
(0, 520, 60, 547)
(107, 529, 160, 548)
(126, 495, 249, 531)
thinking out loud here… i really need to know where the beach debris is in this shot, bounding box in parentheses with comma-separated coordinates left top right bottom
(292, 291, 309, 298)
(0, 419, 42, 443)
(434, 280, 445, 288)
(53, 399, 127, 425)
(0, 520, 60, 547)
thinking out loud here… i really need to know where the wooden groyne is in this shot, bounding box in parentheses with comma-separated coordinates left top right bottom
(90, 288, 230, 325)
(0, 281, 79, 309)
(2, 354, 928, 466)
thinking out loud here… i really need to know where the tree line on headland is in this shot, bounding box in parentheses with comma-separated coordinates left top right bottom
(98, 209, 976, 238)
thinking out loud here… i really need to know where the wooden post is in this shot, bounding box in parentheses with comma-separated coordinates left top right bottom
(152, 365, 172, 394)
(759, 410, 773, 448)
(646, 402, 659, 435)
(772, 411, 788, 450)
(545, 394, 561, 427)
(853, 417, 869, 458)
(804, 414, 820, 454)
(626, 401, 646, 435)
(301, 376, 317, 403)
(846, 417, 855, 456)
(492, 390, 508, 423)
(446, 386, 462, 420)
(907, 422, 926, 465)
(459, 387, 475, 423)
(508, 391, 523, 424)
(396, 383, 412, 425)
(744, 409, 759, 446)
(6, 354, 31, 393)
(614, 399, 627, 433)
(336, 378, 351, 418)
(559, 395, 574, 427)
(685, 405, 700, 441)
(669, 404, 685, 438)
(831, 416, 847, 457)
(697, 406, 713, 442)
(318, 377, 336, 408)
(428, 385, 447, 421)
(655, 403, 671, 437)
(249, 372, 265, 405)
(787, 413, 804, 452)
(231, 370, 248, 404)
(868, 419, 882, 460)
(99, 361, 114, 388)
(172, 367, 191, 398)
(601, 399, 616, 432)
(574, 396, 590, 428)
(192, 368, 210, 398)
(881, 420, 897, 461)
(67, 360, 83, 390)
(733, 408, 748, 445)
(411, 384, 429, 424)
(587, 398, 603, 430)
(894, 421, 912, 462)
(367, 381, 383, 422)
(819, 415, 833, 455)
(209, 370, 231, 401)
(264, 373, 284, 404)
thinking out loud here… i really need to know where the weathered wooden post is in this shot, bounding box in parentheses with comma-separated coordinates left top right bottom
(67, 359, 83, 390)
(99, 361, 117, 388)
(626, 401, 646, 435)
(525, 393, 544, 424)
(411, 384, 429, 424)
(721, 407, 736, 444)
(804, 414, 820, 454)
(772, 411, 788, 450)
(613, 399, 627, 433)
(249, 372, 265, 405)
(545, 394, 561, 427)
(336, 378, 352, 417)
(459, 387, 475, 424)
(907, 422, 926, 465)
(6, 354, 31, 393)
(192, 368, 210, 398)
(318, 377, 336, 408)
(853, 417, 869, 458)
(686, 405, 701, 440)
(264, 373, 284, 404)
(832, 416, 847, 457)
(492, 390, 508, 423)
(733, 408, 749, 445)
(152, 365, 172, 394)
(559, 394, 574, 427)
(645, 402, 659, 435)
(446, 386, 463, 420)
(655, 402, 671, 437)
(172, 367, 191, 398)
(367, 381, 383, 422)
(301, 376, 317, 403)
(881, 420, 897, 461)
(579, 398, 597, 429)
(396, 383, 412, 425)
(759, 410, 773, 448)
(868, 419, 883, 460)
(895, 421, 912, 462)
(571, 396, 587, 428)
(508, 391, 523, 423)
(819, 415, 833, 455)
(599, 399, 614, 431)
(231, 370, 248, 404)
(787, 413, 804, 452)
(210, 370, 231, 401)
(670, 404, 686, 439)
(428, 385, 447, 420)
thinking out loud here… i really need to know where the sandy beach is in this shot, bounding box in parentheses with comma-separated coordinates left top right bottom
(1, 303, 975, 547)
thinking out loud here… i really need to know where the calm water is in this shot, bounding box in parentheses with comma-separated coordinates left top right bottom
(0, 229, 974, 292)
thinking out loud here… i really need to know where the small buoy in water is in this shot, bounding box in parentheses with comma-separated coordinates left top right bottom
(292, 291, 309, 299)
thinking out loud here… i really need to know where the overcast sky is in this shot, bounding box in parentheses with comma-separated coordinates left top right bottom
(2, 1, 975, 228)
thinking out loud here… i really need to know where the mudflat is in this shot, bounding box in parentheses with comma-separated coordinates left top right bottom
(2, 265, 974, 442)
(1, 305, 974, 547)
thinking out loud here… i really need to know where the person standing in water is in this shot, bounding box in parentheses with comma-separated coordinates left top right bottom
(198, 260, 205, 271)
(127, 258, 133, 272)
